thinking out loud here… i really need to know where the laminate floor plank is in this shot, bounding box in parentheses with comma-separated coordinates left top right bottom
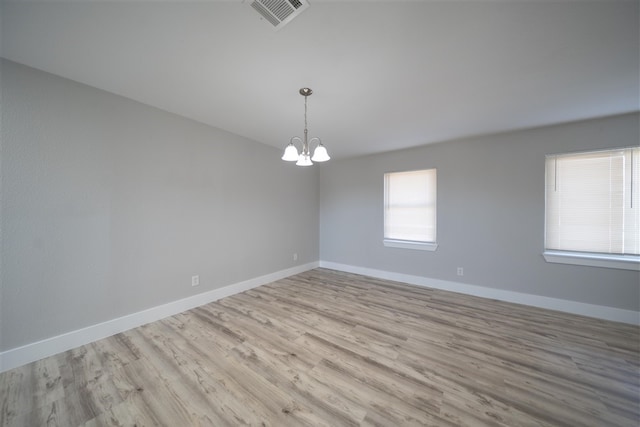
(1, 268, 638, 426)
(307, 359, 446, 427)
(229, 341, 366, 426)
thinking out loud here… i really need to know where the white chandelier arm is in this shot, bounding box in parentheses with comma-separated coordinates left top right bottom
(310, 137, 330, 162)
(281, 136, 303, 161)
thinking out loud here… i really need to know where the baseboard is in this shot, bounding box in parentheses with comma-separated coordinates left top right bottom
(319, 261, 640, 326)
(0, 262, 319, 373)
(4, 260, 635, 373)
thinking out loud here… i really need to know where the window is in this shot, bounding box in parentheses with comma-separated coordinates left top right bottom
(544, 147, 639, 270)
(384, 169, 437, 251)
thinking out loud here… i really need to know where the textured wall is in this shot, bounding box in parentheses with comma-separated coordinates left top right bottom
(320, 113, 640, 311)
(1, 59, 319, 351)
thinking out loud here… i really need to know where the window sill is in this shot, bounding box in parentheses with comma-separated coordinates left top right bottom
(543, 250, 640, 271)
(383, 239, 438, 251)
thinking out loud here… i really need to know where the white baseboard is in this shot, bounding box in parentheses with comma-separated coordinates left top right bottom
(0, 262, 318, 373)
(320, 261, 640, 326)
(3, 260, 636, 373)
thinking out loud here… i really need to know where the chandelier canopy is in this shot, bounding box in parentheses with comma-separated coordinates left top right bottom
(281, 88, 330, 166)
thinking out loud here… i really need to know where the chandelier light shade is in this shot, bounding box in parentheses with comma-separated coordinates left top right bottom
(282, 88, 330, 166)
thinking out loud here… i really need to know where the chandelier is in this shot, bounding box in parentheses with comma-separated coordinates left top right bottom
(281, 88, 330, 166)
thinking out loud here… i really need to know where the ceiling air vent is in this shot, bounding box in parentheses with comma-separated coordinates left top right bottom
(250, 0, 310, 30)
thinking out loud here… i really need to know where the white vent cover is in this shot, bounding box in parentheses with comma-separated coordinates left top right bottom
(250, 0, 310, 30)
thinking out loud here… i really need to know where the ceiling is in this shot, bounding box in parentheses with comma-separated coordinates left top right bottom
(2, 0, 638, 160)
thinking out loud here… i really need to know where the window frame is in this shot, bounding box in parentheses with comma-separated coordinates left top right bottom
(383, 168, 438, 252)
(543, 147, 639, 271)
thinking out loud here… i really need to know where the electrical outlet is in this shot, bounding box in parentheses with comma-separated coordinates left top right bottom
(191, 275, 200, 286)
(293, 253, 298, 261)
(456, 267, 464, 276)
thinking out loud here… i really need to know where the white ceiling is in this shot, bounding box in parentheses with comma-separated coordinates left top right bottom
(2, 0, 638, 159)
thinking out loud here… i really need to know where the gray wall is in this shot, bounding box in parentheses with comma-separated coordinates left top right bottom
(2, 58, 638, 355)
(320, 113, 640, 311)
(1, 59, 319, 351)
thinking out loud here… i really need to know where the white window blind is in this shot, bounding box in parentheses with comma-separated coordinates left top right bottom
(384, 169, 437, 243)
(545, 147, 639, 256)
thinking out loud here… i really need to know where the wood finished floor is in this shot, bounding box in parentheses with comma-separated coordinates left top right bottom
(1, 268, 639, 426)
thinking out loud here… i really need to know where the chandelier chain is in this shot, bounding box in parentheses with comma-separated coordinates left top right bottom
(304, 95, 308, 132)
